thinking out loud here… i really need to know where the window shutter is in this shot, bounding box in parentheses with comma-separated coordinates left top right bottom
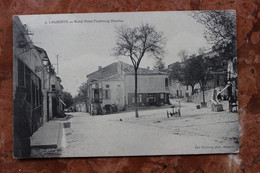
(103, 90, 106, 99)
(99, 88, 103, 102)
(108, 89, 111, 99)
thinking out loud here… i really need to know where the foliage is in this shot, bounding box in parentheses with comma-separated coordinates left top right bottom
(153, 58, 166, 71)
(169, 53, 215, 96)
(74, 82, 89, 104)
(183, 55, 202, 94)
(63, 91, 73, 108)
(169, 62, 183, 82)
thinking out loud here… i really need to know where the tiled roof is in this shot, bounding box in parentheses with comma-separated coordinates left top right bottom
(119, 61, 168, 75)
(87, 61, 168, 83)
(101, 74, 123, 81)
(87, 62, 119, 82)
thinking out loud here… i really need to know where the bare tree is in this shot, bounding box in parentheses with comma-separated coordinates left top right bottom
(191, 11, 236, 60)
(177, 50, 189, 62)
(113, 23, 166, 118)
(153, 57, 166, 71)
(198, 47, 206, 55)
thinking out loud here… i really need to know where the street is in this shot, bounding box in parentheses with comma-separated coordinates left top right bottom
(31, 100, 239, 157)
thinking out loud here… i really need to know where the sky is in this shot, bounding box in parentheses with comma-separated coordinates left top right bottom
(19, 11, 211, 96)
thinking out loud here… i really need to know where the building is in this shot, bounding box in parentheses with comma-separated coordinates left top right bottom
(33, 46, 53, 122)
(13, 16, 46, 133)
(75, 102, 87, 112)
(50, 75, 66, 117)
(86, 62, 170, 115)
(13, 16, 65, 134)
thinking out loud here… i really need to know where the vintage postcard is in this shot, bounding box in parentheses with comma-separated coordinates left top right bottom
(13, 11, 239, 158)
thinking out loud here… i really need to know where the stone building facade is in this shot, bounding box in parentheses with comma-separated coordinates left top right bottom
(86, 62, 170, 115)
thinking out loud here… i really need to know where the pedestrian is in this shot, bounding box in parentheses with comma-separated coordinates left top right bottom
(13, 86, 32, 158)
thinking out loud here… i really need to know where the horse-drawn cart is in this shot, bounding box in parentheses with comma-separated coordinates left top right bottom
(167, 101, 181, 118)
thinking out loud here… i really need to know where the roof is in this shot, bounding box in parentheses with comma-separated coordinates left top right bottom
(101, 74, 124, 81)
(119, 61, 168, 75)
(87, 62, 119, 82)
(87, 61, 168, 83)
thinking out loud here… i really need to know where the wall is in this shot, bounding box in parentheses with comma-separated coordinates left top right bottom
(101, 80, 125, 110)
(169, 80, 191, 98)
(124, 74, 169, 105)
(188, 88, 215, 105)
(13, 17, 44, 96)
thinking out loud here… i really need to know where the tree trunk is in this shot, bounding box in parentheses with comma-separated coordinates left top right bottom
(191, 85, 195, 95)
(134, 68, 139, 118)
(202, 87, 205, 103)
(201, 85, 207, 107)
(200, 82, 207, 107)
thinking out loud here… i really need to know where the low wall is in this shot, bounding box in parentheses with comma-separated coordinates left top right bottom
(187, 89, 215, 105)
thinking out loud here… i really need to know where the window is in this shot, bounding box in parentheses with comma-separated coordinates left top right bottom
(25, 66, 31, 104)
(51, 84, 56, 91)
(103, 89, 111, 99)
(139, 95, 142, 103)
(16, 59, 43, 110)
(117, 84, 121, 87)
(165, 78, 169, 87)
(94, 89, 101, 102)
(160, 93, 164, 99)
(31, 80, 35, 108)
(106, 84, 109, 88)
(18, 59, 25, 86)
(36, 86, 39, 106)
(95, 83, 99, 89)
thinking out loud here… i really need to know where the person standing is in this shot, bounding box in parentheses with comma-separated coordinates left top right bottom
(13, 86, 32, 158)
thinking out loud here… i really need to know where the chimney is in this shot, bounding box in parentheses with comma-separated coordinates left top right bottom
(98, 66, 102, 70)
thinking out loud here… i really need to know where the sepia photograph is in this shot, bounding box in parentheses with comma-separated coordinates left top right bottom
(13, 10, 238, 158)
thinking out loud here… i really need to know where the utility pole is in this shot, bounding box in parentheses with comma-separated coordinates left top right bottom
(56, 54, 59, 74)
(52, 53, 60, 74)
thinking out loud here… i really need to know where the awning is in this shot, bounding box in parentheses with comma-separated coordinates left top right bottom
(217, 81, 234, 96)
(59, 98, 66, 106)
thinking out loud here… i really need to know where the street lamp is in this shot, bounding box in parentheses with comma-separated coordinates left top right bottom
(35, 57, 50, 73)
(42, 57, 49, 66)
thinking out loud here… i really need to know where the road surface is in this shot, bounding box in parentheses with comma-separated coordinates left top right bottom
(59, 101, 239, 157)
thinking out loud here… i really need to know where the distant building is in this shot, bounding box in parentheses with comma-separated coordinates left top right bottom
(50, 76, 66, 117)
(167, 62, 197, 99)
(75, 102, 87, 112)
(86, 62, 170, 115)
